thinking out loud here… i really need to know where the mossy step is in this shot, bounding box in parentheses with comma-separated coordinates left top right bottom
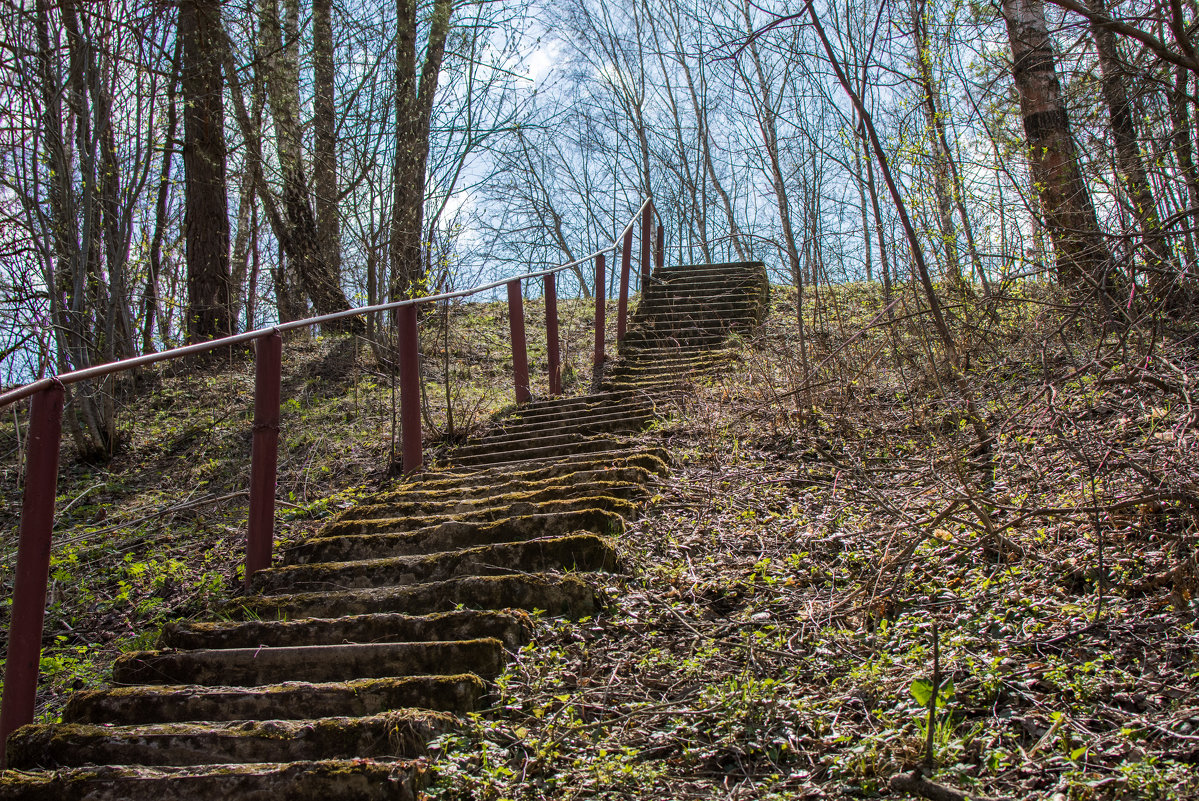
(498, 393, 647, 421)
(447, 436, 630, 469)
(225, 573, 600, 621)
(322, 495, 636, 537)
(112, 638, 505, 687)
(63, 674, 486, 725)
(162, 609, 530, 651)
(446, 445, 671, 476)
(362, 461, 662, 507)
(6, 709, 457, 769)
(328, 481, 643, 524)
(654, 260, 766, 276)
(0, 758, 425, 801)
(449, 428, 637, 460)
(605, 354, 728, 372)
(475, 408, 654, 443)
(412, 447, 671, 488)
(501, 393, 653, 419)
(292, 509, 624, 564)
(253, 534, 618, 594)
(618, 335, 728, 353)
(645, 275, 763, 291)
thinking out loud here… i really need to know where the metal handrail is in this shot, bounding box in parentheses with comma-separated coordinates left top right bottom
(0, 198, 653, 411)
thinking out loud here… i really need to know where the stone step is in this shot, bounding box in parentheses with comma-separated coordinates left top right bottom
(475, 407, 654, 443)
(620, 332, 728, 350)
(63, 674, 486, 725)
(414, 448, 670, 489)
(447, 436, 629, 468)
(288, 509, 624, 565)
(6, 709, 457, 769)
(225, 573, 600, 621)
(0, 759, 425, 801)
(364, 459, 664, 506)
(455, 417, 647, 453)
(321, 495, 637, 537)
(112, 639, 505, 687)
(498, 395, 652, 425)
(331, 480, 643, 524)
(253, 534, 618, 594)
(60, 671, 481, 729)
(162, 609, 530, 651)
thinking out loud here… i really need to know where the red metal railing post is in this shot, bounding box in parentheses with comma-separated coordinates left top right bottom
(640, 201, 654, 287)
(617, 227, 633, 342)
(594, 252, 606, 366)
(545, 273, 561, 395)
(0, 384, 65, 763)
(245, 332, 282, 586)
(655, 224, 665, 273)
(507, 279, 531, 404)
(397, 304, 423, 474)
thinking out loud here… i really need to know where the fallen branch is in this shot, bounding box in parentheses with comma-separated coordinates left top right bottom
(889, 771, 999, 801)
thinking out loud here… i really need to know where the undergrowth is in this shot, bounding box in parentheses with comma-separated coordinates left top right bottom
(428, 282, 1199, 800)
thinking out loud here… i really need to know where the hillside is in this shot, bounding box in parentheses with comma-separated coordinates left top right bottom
(2, 283, 1198, 799)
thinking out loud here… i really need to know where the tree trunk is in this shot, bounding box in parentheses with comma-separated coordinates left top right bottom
(260, 0, 353, 327)
(1087, 0, 1175, 298)
(1002, 0, 1112, 289)
(312, 0, 342, 294)
(389, 0, 453, 300)
(180, 0, 232, 342)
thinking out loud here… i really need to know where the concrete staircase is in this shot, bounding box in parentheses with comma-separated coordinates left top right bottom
(0, 261, 768, 800)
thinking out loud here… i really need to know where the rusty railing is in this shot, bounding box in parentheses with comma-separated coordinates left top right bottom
(0, 198, 666, 756)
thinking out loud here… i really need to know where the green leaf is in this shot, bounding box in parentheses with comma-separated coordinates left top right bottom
(1071, 745, 1088, 762)
(911, 679, 933, 706)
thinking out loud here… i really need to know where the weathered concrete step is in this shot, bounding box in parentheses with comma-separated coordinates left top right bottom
(226, 573, 599, 621)
(654, 262, 765, 279)
(113, 638, 505, 687)
(254, 534, 618, 594)
(291, 509, 623, 565)
(500, 395, 652, 425)
(476, 407, 655, 443)
(448, 436, 628, 468)
(7, 709, 456, 769)
(322, 495, 635, 537)
(617, 344, 731, 359)
(331, 480, 643, 524)
(606, 353, 727, 372)
(632, 300, 755, 317)
(63, 674, 486, 725)
(464, 414, 652, 450)
(405, 448, 670, 494)
(645, 274, 763, 290)
(162, 609, 530, 651)
(0, 759, 425, 801)
(642, 286, 762, 302)
(629, 309, 755, 326)
(365, 459, 664, 507)
(620, 332, 728, 350)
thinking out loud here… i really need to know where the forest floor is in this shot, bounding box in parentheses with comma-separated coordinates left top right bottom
(2, 283, 1198, 800)
(428, 284, 1199, 800)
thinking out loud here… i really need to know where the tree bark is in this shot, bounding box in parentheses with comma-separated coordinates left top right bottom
(260, 0, 353, 326)
(180, 0, 232, 342)
(1002, 0, 1112, 289)
(389, 0, 453, 300)
(312, 0, 342, 292)
(1087, 0, 1175, 297)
